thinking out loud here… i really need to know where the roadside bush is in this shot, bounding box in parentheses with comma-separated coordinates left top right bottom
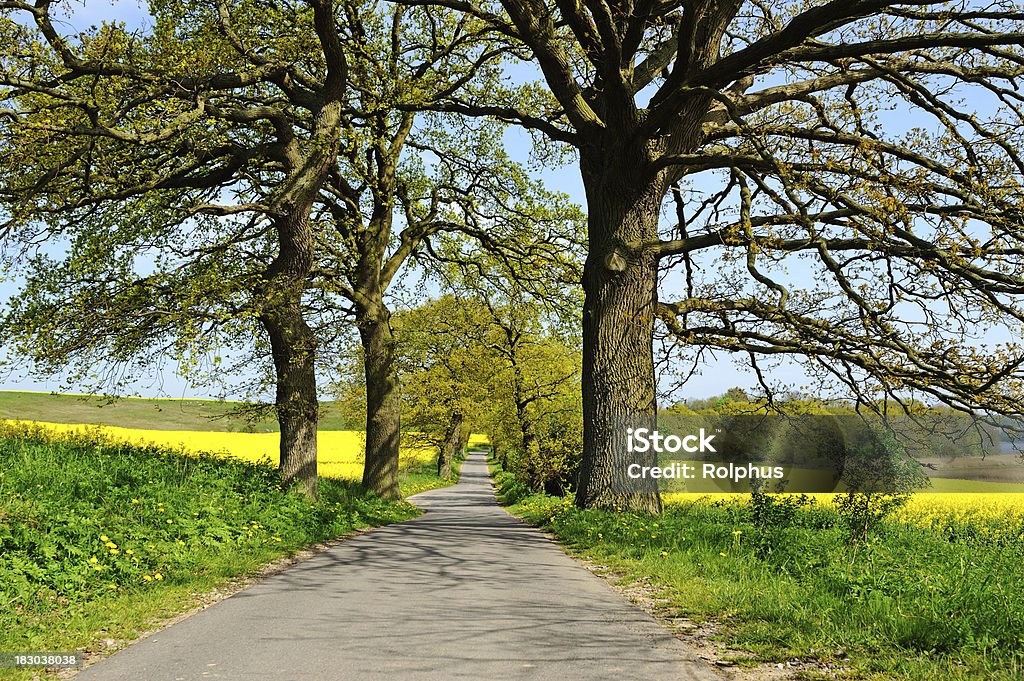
(493, 470, 532, 505)
(747, 483, 815, 558)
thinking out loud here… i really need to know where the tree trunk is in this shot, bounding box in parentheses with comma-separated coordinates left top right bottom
(255, 87, 343, 501)
(260, 299, 319, 499)
(359, 309, 403, 500)
(575, 157, 663, 513)
(438, 411, 463, 479)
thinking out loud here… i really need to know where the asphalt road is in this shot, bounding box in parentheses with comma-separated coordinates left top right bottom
(74, 453, 720, 681)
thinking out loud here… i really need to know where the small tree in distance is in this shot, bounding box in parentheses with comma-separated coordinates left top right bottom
(393, 293, 582, 493)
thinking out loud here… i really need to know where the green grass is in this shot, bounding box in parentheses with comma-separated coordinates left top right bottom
(0, 390, 359, 431)
(0, 422, 425, 679)
(506, 488, 1024, 680)
(396, 453, 465, 497)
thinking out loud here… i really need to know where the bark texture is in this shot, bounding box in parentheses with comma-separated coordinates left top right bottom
(258, 91, 345, 499)
(438, 411, 464, 479)
(575, 151, 665, 513)
(260, 297, 319, 498)
(359, 308, 402, 500)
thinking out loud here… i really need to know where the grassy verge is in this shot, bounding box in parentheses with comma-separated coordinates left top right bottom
(502, 484, 1024, 680)
(0, 423, 428, 679)
(398, 452, 464, 497)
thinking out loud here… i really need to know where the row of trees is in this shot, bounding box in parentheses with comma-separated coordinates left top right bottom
(5, 0, 1024, 512)
(0, 0, 579, 500)
(338, 292, 582, 494)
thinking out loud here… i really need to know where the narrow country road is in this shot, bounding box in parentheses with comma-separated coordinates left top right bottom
(75, 453, 720, 680)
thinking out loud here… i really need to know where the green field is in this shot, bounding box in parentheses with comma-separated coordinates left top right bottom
(0, 391, 358, 431)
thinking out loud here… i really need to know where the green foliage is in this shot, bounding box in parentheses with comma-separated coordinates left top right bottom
(511, 493, 1024, 680)
(834, 492, 911, 544)
(511, 411, 582, 495)
(492, 470, 532, 505)
(397, 452, 465, 497)
(0, 422, 418, 655)
(830, 427, 922, 543)
(0, 0, 579, 409)
(746, 484, 815, 559)
(393, 294, 583, 495)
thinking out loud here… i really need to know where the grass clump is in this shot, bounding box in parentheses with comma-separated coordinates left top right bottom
(511, 492, 1024, 680)
(0, 422, 421, 678)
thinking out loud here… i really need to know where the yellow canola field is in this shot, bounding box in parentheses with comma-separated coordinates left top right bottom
(663, 489, 1024, 522)
(6, 420, 490, 480)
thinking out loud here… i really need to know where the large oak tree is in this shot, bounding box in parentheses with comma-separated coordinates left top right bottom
(420, 0, 1024, 511)
(0, 0, 350, 497)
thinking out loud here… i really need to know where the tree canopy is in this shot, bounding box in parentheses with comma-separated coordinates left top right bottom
(0, 0, 578, 498)
(417, 0, 1024, 510)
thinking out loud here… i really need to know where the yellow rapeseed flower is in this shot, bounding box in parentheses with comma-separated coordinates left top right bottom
(4, 420, 463, 480)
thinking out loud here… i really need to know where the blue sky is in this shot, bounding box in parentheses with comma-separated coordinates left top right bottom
(0, 1, 799, 401)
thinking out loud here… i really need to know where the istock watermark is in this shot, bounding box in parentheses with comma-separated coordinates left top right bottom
(625, 427, 717, 453)
(612, 413, 1022, 494)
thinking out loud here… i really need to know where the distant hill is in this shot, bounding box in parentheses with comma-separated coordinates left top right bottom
(0, 391, 359, 432)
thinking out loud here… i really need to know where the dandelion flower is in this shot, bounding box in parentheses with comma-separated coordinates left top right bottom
(154, 573, 163, 581)
(100, 535, 109, 542)
(143, 575, 153, 582)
